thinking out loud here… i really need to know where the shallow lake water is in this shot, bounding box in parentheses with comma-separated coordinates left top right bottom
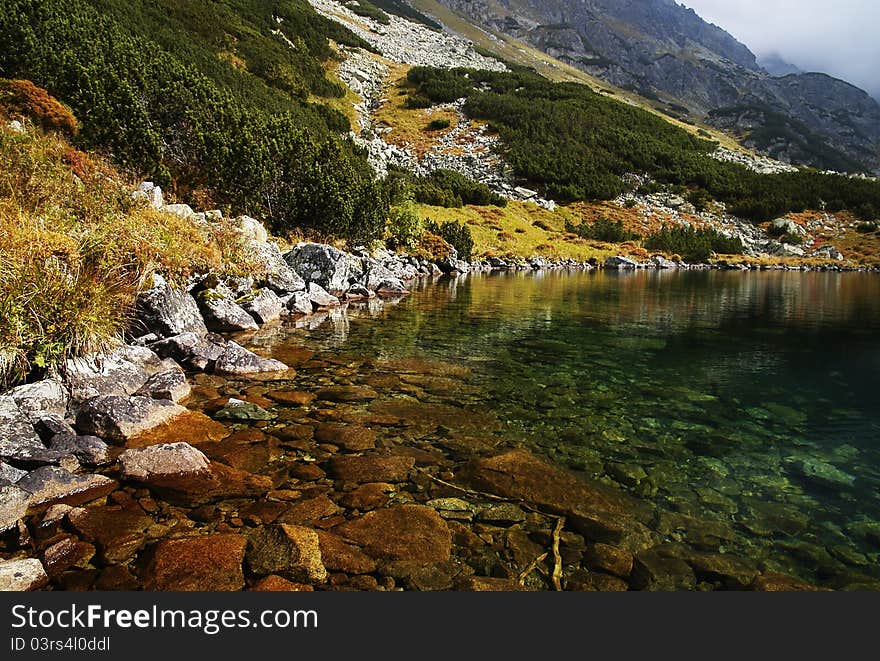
(242, 269, 880, 586)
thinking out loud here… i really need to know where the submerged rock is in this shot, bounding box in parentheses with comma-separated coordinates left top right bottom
(784, 456, 855, 490)
(75, 395, 187, 444)
(329, 453, 415, 484)
(214, 397, 275, 421)
(144, 534, 247, 591)
(333, 505, 452, 563)
(245, 524, 328, 583)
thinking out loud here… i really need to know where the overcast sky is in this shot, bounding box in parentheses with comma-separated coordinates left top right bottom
(681, 0, 880, 100)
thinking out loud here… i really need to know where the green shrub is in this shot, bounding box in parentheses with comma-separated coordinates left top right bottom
(565, 216, 639, 242)
(386, 201, 423, 250)
(426, 219, 474, 261)
(412, 170, 506, 208)
(344, 0, 390, 25)
(427, 118, 451, 131)
(645, 224, 743, 263)
(857, 221, 878, 233)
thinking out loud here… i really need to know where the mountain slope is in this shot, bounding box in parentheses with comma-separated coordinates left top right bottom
(434, 0, 880, 173)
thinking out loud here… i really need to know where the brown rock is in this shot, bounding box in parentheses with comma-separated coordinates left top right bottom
(687, 552, 759, 589)
(567, 569, 629, 591)
(266, 390, 316, 407)
(463, 450, 655, 551)
(245, 524, 327, 583)
(69, 506, 154, 564)
(584, 543, 634, 578)
(333, 505, 451, 563)
(631, 550, 697, 591)
(144, 534, 247, 591)
(751, 572, 826, 591)
(338, 482, 394, 510)
(315, 530, 377, 574)
(200, 440, 276, 473)
(329, 453, 415, 484)
(126, 411, 229, 449)
(455, 576, 523, 591)
(314, 423, 376, 451)
(277, 494, 342, 524)
(276, 423, 315, 443)
(251, 575, 314, 591)
(315, 385, 378, 403)
(94, 565, 139, 591)
(290, 463, 325, 481)
(43, 537, 96, 577)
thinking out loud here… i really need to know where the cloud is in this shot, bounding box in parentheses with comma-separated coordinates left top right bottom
(681, 0, 880, 99)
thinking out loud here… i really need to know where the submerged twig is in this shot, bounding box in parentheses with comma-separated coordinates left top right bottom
(551, 516, 565, 591)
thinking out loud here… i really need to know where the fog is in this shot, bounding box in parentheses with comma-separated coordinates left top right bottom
(681, 0, 880, 100)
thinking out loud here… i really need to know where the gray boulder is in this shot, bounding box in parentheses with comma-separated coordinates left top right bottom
(16, 466, 117, 509)
(135, 369, 191, 403)
(8, 378, 68, 420)
(307, 282, 341, 308)
(248, 241, 306, 294)
(213, 341, 288, 376)
(360, 259, 408, 294)
(132, 181, 164, 209)
(284, 243, 351, 294)
(233, 215, 268, 243)
(134, 275, 207, 338)
(0, 461, 28, 485)
(604, 256, 639, 270)
(63, 351, 150, 406)
(241, 288, 284, 324)
(0, 558, 49, 591)
(287, 291, 314, 316)
(345, 284, 374, 300)
(75, 395, 187, 444)
(150, 332, 226, 371)
(119, 442, 210, 482)
(769, 218, 807, 237)
(48, 433, 111, 467)
(0, 484, 30, 532)
(0, 396, 41, 448)
(651, 255, 678, 269)
(196, 287, 259, 333)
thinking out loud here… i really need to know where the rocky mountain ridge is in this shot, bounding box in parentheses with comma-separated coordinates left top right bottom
(433, 0, 880, 173)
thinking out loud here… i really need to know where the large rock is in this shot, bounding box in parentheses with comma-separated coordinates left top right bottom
(0, 461, 28, 484)
(241, 289, 284, 324)
(233, 215, 269, 243)
(134, 276, 208, 338)
(75, 395, 188, 444)
(315, 385, 378, 403)
(42, 537, 96, 577)
(314, 423, 376, 451)
(0, 395, 42, 448)
(33, 414, 75, 442)
(248, 240, 306, 294)
(135, 369, 191, 403)
(118, 442, 210, 482)
(63, 352, 150, 406)
(0, 484, 30, 531)
(314, 530, 377, 574)
(333, 505, 452, 563)
(48, 433, 111, 467)
(604, 255, 639, 270)
(150, 332, 226, 371)
(69, 506, 155, 564)
(213, 341, 288, 375)
(783, 456, 855, 491)
(630, 549, 697, 590)
(359, 258, 408, 294)
(284, 243, 351, 294)
(287, 291, 313, 316)
(462, 450, 656, 550)
(196, 287, 259, 333)
(769, 218, 806, 237)
(245, 524, 328, 583)
(0, 558, 49, 591)
(144, 534, 247, 591)
(329, 454, 415, 484)
(16, 466, 117, 510)
(8, 378, 68, 420)
(307, 282, 340, 308)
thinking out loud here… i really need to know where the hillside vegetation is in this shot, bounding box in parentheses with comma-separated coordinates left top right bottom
(405, 67, 880, 222)
(0, 0, 387, 242)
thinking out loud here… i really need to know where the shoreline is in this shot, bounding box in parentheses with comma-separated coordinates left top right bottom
(3, 220, 875, 590)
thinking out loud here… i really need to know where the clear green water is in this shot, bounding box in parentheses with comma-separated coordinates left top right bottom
(253, 269, 880, 586)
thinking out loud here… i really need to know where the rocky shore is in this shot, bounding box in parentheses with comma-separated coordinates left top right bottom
(4, 186, 877, 591)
